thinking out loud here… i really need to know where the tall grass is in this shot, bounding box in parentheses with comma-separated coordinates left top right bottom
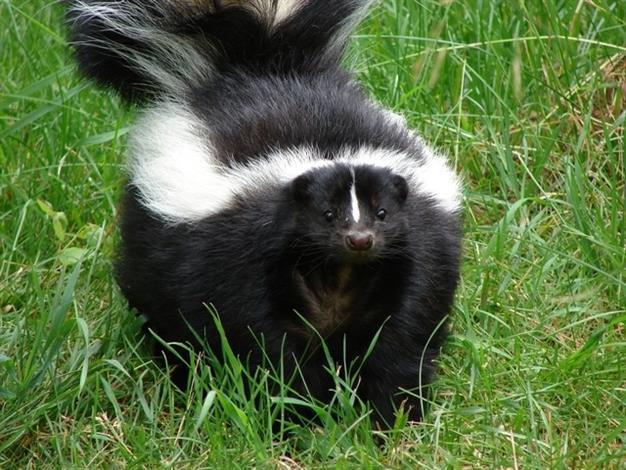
(1, 0, 624, 467)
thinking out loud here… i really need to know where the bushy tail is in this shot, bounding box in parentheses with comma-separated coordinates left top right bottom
(68, 0, 375, 102)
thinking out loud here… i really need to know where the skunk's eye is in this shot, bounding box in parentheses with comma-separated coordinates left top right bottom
(376, 208, 387, 220)
(324, 210, 335, 222)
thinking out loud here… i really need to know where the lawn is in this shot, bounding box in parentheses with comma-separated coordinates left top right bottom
(1, 0, 624, 468)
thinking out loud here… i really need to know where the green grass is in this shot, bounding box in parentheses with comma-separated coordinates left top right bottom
(1, 0, 625, 467)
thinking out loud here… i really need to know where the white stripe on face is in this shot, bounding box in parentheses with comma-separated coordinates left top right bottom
(349, 169, 360, 223)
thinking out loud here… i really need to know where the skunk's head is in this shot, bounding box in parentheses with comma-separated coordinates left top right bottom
(290, 164, 410, 262)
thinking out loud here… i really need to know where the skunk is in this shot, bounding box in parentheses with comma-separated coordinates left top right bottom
(68, 0, 462, 427)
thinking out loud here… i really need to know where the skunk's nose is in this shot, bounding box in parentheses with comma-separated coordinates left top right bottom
(345, 231, 374, 251)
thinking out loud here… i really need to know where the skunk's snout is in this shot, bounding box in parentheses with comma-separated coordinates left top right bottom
(345, 231, 374, 251)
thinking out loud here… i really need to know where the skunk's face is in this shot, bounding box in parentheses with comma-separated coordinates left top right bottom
(290, 164, 409, 262)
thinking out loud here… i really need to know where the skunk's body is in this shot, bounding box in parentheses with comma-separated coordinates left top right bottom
(68, 0, 462, 426)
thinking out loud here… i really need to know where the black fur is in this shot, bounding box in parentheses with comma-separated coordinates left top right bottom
(68, 0, 462, 427)
(118, 165, 461, 425)
(190, 70, 417, 162)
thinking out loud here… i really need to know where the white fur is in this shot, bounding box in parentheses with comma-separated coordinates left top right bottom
(349, 169, 361, 222)
(273, 0, 304, 24)
(128, 102, 234, 221)
(129, 102, 461, 223)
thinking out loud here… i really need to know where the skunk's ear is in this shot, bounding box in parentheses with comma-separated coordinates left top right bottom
(292, 173, 312, 203)
(392, 174, 409, 202)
